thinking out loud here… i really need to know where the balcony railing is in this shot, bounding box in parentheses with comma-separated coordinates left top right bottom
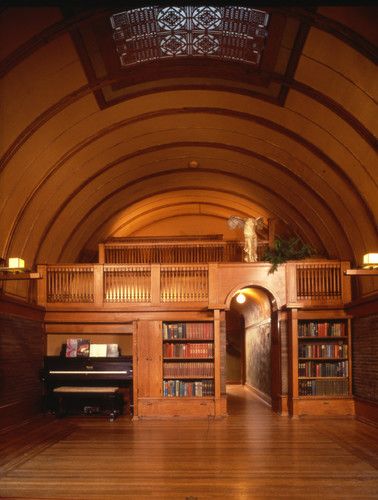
(37, 260, 351, 309)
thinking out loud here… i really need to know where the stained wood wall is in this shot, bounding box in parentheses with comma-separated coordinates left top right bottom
(0, 299, 44, 429)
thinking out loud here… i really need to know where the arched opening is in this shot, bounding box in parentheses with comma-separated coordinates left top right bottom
(226, 285, 280, 413)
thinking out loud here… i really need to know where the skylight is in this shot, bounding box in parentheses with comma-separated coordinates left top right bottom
(110, 6, 269, 67)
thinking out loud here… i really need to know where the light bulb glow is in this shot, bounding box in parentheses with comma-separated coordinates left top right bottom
(363, 253, 378, 269)
(236, 292, 246, 304)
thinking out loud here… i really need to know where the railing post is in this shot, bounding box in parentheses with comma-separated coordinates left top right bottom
(37, 264, 47, 306)
(208, 263, 219, 308)
(286, 262, 298, 305)
(340, 261, 352, 304)
(94, 264, 104, 306)
(151, 264, 161, 305)
(98, 243, 105, 264)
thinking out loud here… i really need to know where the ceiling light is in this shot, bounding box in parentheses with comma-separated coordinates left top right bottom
(236, 292, 246, 304)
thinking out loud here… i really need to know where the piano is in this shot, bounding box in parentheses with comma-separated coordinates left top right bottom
(41, 356, 133, 417)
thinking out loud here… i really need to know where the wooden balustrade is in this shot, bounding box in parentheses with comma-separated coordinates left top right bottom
(45, 265, 94, 303)
(104, 265, 151, 303)
(100, 240, 244, 264)
(160, 265, 208, 303)
(286, 261, 351, 306)
(296, 263, 341, 300)
(37, 260, 351, 308)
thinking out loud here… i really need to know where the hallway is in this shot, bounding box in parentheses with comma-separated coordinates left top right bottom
(0, 386, 377, 499)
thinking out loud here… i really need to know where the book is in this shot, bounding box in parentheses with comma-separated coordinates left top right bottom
(107, 344, 119, 357)
(76, 339, 90, 357)
(65, 339, 78, 357)
(89, 344, 107, 357)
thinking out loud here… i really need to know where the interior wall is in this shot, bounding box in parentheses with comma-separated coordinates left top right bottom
(352, 313, 378, 404)
(0, 299, 44, 430)
(225, 309, 244, 384)
(231, 288, 272, 403)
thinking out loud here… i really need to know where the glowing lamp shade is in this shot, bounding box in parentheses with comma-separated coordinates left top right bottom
(236, 292, 246, 304)
(8, 257, 25, 269)
(363, 253, 378, 269)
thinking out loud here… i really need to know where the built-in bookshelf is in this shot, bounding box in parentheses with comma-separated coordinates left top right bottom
(162, 322, 215, 398)
(297, 319, 350, 397)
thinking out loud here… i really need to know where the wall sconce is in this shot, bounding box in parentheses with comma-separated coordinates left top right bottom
(8, 257, 25, 271)
(0, 257, 41, 280)
(363, 253, 378, 269)
(345, 252, 378, 276)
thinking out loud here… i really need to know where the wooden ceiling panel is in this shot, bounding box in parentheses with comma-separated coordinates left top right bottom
(0, 5, 376, 286)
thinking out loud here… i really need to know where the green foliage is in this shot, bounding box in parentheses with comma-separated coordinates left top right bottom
(262, 236, 314, 273)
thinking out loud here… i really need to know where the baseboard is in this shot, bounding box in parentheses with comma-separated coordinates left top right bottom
(245, 383, 271, 407)
(354, 397, 378, 427)
(0, 399, 42, 431)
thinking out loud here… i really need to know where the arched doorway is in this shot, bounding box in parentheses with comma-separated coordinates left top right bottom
(226, 286, 280, 413)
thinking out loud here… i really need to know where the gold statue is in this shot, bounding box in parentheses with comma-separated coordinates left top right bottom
(228, 216, 264, 262)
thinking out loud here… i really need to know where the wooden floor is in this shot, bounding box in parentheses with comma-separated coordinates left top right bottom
(1, 386, 377, 499)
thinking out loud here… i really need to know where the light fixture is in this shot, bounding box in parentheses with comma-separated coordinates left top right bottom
(0, 257, 41, 281)
(344, 252, 378, 276)
(363, 253, 378, 269)
(236, 292, 246, 304)
(8, 257, 25, 270)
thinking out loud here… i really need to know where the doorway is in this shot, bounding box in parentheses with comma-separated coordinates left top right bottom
(226, 286, 277, 410)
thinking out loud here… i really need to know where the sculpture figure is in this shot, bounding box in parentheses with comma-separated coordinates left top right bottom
(228, 216, 264, 262)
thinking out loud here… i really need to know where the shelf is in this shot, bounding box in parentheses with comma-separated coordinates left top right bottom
(298, 357, 348, 361)
(298, 395, 351, 400)
(163, 338, 214, 342)
(164, 357, 214, 361)
(345, 269, 378, 276)
(298, 336, 348, 340)
(299, 376, 348, 380)
(163, 376, 214, 380)
(163, 396, 214, 399)
(0, 272, 41, 280)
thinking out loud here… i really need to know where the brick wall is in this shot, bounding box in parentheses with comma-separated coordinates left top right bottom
(0, 310, 44, 429)
(352, 314, 378, 403)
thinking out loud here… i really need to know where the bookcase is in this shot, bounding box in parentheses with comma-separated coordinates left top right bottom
(162, 322, 215, 398)
(290, 310, 354, 416)
(135, 313, 225, 418)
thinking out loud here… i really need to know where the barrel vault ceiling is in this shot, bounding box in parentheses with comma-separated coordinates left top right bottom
(0, 3, 377, 280)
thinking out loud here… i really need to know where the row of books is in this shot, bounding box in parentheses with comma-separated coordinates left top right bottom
(298, 360, 348, 378)
(163, 322, 214, 340)
(299, 379, 349, 396)
(163, 361, 214, 378)
(65, 339, 119, 358)
(298, 321, 346, 337)
(298, 342, 348, 359)
(163, 342, 213, 358)
(163, 380, 214, 397)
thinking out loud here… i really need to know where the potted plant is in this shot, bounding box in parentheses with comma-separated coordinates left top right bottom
(262, 236, 315, 273)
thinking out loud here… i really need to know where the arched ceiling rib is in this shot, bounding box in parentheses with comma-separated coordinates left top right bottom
(0, 4, 377, 279)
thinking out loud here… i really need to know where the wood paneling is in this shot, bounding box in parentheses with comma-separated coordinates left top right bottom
(0, 306, 44, 430)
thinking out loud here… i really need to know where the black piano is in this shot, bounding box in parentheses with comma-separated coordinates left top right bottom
(41, 356, 133, 419)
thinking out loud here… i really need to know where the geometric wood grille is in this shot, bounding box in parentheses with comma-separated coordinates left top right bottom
(110, 6, 269, 67)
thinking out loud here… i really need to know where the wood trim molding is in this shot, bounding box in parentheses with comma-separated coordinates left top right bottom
(0, 294, 45, 321)
(245, 383, 272, 407)
(354, 398, 378, 427)
(346, 293, 378, 317)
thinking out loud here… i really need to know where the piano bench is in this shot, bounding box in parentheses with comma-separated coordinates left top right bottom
(53, 386, 123, 421)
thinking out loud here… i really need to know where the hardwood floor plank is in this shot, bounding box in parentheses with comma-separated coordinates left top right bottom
(0, 386, 377, 499)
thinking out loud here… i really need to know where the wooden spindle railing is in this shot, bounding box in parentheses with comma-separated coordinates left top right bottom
(46, 265, 94, 303)
(38, 260, 351, 308)
(160, 265, 208, 302)
(101, 240, 245, 264)
(104, 265, 151, 303)
(296, 263, 342, 300)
